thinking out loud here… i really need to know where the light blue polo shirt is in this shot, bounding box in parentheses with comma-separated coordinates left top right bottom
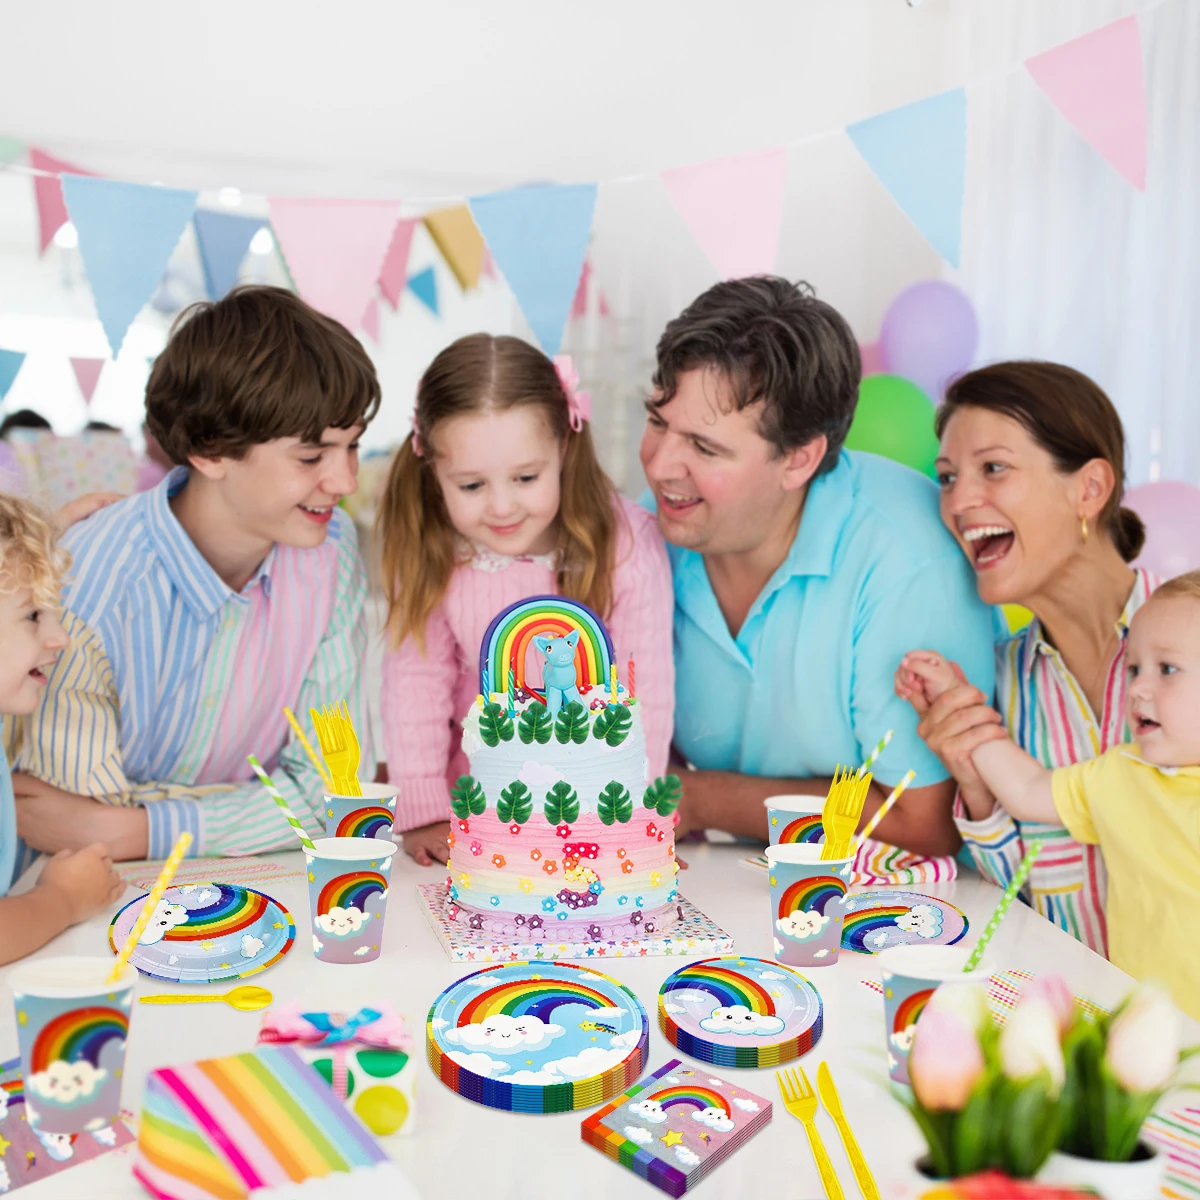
(663, 450, 995, 788)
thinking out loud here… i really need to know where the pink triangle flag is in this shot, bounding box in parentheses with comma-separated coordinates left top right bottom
(661, 147, 788, 279)
(266, 198, 402, 331)
(1025, 15, 1147, 191)
(378, 218, 417, 310)
(480, 247, 497, 281)
(70, 357, 105, 404)
(361, 294, 381, 344)
(570, 258, 611, 319)
(30, 148, 96, 254)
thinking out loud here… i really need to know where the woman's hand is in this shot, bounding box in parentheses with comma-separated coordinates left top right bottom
(402, 821, 451, 867)
(54, 492, 125, 533)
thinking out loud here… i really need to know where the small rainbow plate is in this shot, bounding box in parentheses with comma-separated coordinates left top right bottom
(107, 882, 296, 984)
(840, 889, 968, 954)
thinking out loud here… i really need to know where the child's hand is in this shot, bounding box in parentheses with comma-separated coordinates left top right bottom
(402, 822, 452, 867)
(897, 651, 968, 711)
(36, 843, 126, 923)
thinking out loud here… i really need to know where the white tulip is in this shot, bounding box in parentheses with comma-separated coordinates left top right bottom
(1106, 982, 1181, 1094)
(999, 998, 1065, 1094)
(928, 981, 989, 1032)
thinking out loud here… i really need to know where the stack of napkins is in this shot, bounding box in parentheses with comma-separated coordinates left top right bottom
(581, 1058, 771, 1197)
(133, 1046, 416, 1199)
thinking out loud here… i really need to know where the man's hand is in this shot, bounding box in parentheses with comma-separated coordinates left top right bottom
(13, 775, 149, 860)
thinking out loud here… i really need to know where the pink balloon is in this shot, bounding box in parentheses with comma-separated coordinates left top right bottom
(1125, 481, 1200, 579)
(859, 341, 885, 376)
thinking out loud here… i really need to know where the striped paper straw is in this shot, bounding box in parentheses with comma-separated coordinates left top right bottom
(962, 839, 1045, 972)
(248, 754, 316, 851)
(860, 729, 893, 773)
(107, 831, 192, 983)
(283, 707, 332, 789)
(855, 768, 916, 849)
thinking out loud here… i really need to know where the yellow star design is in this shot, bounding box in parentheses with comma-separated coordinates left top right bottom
(17, 1010, 26, 1025)
(0, 1132, 11, 1156)
(200, 940, 216, 951)
(771, 989, 782, 997)
(308, 872, 315, 882)
(769, 875, 777, 887)
(681, 1070, 694, 1076)
(770, 816, 778, 826)
(219, 963, 231, 969)
(530, 974, 542, 980)
(661, 1130, 684, 1147)
(273, 922, 285, 929)
(370, 861, 378, 868)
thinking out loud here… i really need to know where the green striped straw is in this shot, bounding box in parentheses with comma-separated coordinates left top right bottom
(247, 754, 316, 851)
(860, 729, 893, 773)
(962, 839, 1045, 972)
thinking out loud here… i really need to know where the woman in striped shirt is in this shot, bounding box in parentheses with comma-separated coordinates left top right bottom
(895, 361, 1155, 957)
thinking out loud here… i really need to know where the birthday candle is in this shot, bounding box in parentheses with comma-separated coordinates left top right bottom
(628, 657, 635, 700)
(610, 663, 618, 702)
(482, 666, 490, 703)
(508, 666, 516, 716)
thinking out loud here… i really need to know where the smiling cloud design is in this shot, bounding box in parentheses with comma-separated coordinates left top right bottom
(896, 903, 944, 939)
(138, 900, 188, 945)
(28, 1060, 107, 1107)
(691, 1106, 735, 1132)
(776, 911, 829, 941)
(37, 1131, 75, 1161)
(675, 1146, 702, 1167)
(447, 1013, 564, 1054)
(732, 1097, 760, 1113)
(697, 1004, 786, 1037)
(627, 1098, 667, 1124)
(891, 1027, 915, 1053)
(623, 1125, 654, 1145)
(313, 906, 368, 938)
(240, 934, 265, 959)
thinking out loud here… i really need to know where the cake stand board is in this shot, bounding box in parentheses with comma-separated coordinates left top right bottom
(416, 883, 734, 963)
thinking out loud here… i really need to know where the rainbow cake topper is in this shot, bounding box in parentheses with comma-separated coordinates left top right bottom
(318, 872, 388, 915)
(479, 595, 615, 704)
(778, 813, 824, 844)
(662, 962, 777, 1016)
(31, 1006, 128, 1071)
(335, 807, 395, 839)
(160, 885, 269, 941)
(777, 875, 847, 919)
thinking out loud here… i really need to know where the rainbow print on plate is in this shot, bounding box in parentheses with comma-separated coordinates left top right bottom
(426, 960, 648, 1112)
(108, 883, 295, 984)
(657, 957, 823, 1068)
(840, 889, 968, 954)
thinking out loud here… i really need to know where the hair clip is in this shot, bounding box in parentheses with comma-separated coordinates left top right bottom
(553, 355, 591, 433)
(411, 429, 424, 458)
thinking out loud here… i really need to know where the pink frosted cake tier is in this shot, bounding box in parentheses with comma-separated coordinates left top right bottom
(442, 690, 681, 943)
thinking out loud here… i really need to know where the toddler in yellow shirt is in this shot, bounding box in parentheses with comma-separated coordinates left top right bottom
(904, 570, 1200, 1021)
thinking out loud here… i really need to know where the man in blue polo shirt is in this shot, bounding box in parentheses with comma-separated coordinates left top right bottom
(640, 277, 993, 856)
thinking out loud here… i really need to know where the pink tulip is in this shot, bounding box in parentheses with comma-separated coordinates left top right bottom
(909, 1008, 985, 1113)
(927, 981, 989, 1032)
(1106, 982, 1180, 1094)
(1024, 975, 1076, 1037)
(999, 999, 1065, 1094)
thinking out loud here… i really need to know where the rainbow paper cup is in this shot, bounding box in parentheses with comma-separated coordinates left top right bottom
(322, 781, 399, 840)
(765, 843, 852, 968)
(8, 956, 136, 1134)
(877, 944, 994, 1086)
(764, 795, 825, 847)
(306, 837, 397, 964)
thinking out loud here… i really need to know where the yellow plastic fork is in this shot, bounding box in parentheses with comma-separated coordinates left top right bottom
(310, 706, 354, 796)
(335, 699, 362, 797)
(822, 769, 871, 860)
(776, 1066, 844, 1200)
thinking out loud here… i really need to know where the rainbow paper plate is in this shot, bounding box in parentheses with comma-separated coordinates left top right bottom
(426, 960, 649, 1113)
(108, 883, 296, 984)
(841, 890, 968, 954)
(658, 956, 823, 1068)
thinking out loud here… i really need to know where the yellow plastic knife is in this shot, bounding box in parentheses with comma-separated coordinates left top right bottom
(816, 1061, 880, 1200)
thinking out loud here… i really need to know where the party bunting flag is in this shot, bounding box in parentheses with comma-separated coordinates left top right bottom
(0, 136, 23, 165)
(1025, 15, 1147, 191)
(571, 258, 610, 319)
(361, 294, 381, 343)
(468, 182, 598, 356)
(70, 358, 105, 404)
(378, 218, 417, 309)
(424, 205, 485, 291)
(661, 147, 788, 280)
(0, 349, 26, 401)
(29, 148, 96, 254)
(846, 88, 967, 268)
(193, 208, 266, 299)
(267, 197, 400, 331)
(62, 175, 199, 358)
(480, 247, 497, 281)
(407, 266, 439, 316)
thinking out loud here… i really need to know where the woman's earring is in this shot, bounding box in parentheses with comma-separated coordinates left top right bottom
(1081, 515, 1089, 544)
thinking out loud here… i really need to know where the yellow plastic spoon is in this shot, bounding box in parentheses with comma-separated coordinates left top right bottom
(139, 985, 273, 1011)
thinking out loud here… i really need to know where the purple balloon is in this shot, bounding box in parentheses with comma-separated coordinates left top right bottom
(1125, 481, 1200, 579)
(879, 281, 979, 399)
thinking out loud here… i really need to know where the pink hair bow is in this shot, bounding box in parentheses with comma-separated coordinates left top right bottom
(554, 355, 591, 433)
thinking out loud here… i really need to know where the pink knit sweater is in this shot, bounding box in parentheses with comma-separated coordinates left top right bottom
(382, 495, 675, 832)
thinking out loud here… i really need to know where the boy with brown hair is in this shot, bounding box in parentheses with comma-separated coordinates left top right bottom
(12, 286, 380, 861)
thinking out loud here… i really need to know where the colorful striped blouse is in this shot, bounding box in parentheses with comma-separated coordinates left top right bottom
(12, 468, 372, 859)
(954, 568, 1158, 956)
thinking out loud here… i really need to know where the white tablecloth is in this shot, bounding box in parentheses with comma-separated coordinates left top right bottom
(0, 844, 1176, 1200)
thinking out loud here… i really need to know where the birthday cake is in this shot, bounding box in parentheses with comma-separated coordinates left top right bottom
(443, 596, 681, 943)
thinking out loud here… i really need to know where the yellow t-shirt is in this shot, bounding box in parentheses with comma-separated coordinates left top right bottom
(1052, 744, 1200, 1020)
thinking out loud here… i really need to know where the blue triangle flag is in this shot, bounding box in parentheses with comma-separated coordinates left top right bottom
(0, 348, 26, 402)
(62, 175, 199, 357)
(846, 88, 967, 268)
(193, 209, 265, 300)
(408, 266, 439, 316)
(468, 183, 597, 356)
